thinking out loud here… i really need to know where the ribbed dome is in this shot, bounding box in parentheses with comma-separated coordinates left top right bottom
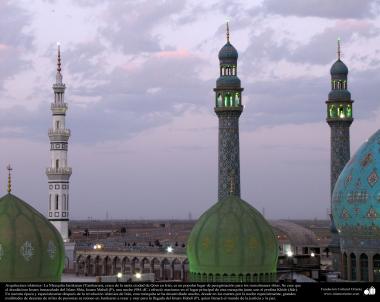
(0, 193, 64, 282)
(330, 59, 348, 76)
(332, 129, 380, 239)
(216, 76, 241, 88)
(328, 89, 351, 100)
(218, 42, 238, 63)
(187, 195, 278, 278)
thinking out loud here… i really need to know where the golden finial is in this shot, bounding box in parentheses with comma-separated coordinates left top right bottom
(337, 38, 341, 60)
(57, 42, 61, 72)
(229, 171, 235, 194)
(6, 164, 12, 193)
(226, 20, 230, 43)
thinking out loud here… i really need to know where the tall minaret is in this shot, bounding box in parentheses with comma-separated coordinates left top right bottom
(214, 22, 244, 201)
(326, 39, 353, 272)
(46, 44, 72, 241)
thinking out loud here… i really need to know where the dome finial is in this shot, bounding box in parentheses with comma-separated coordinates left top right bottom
(6, 164, 12, 193)
(226, 20, 230, 43)
(337, 38, 341, 60)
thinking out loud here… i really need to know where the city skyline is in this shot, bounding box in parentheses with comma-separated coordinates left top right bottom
(1, 0, 380, 219)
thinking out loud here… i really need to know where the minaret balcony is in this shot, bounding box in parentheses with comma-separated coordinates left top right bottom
(46, 167, 72, 176)
(48, 128, 70, 141)
(51, 102, 68, 114)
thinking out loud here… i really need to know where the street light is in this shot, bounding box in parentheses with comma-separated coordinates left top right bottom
(166, 246, 174, 253)
(135, 272, 142, 280)
(311, 252, 315, 257)
(286, 250, 293, 257)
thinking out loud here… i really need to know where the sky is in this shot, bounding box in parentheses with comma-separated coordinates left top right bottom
(1, 0, 380, 220)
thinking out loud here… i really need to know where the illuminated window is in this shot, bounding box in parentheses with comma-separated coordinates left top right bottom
(217, 94, 222, 107)
(329, 105, 336, 118)
(235, 93, 240, 105)
(338, 105, 345, 118)
(346, 105, 352, 118)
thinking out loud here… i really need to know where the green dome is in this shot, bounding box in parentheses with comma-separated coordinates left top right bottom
(332, 129, 380, 241)
(0, 193, 65, 282)
(187, 195, 278, 282)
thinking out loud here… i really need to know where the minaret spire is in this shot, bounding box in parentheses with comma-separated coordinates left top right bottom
(56, 42, 62, 84)
(226, 20, 230, 43)
(337, 38, 341, 60)
(6, 164, 12, 193)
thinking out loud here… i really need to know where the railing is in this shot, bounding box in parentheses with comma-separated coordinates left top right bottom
(51, 103, 67, 110)
(48, 128, 71, 136)
(46, 167, 72, 175)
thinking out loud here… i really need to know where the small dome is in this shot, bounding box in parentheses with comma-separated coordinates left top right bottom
(328, 89, 351, 100)
(332, 129, 380, 240)
(330, 59, 348, 76)
(0, 193, 64, 282)
(216, 76, 241, 88)
(187, 195, 278, 279)
(218, 42, 238, 63)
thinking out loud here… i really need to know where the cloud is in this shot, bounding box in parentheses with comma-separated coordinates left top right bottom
(262, 0, 378, 19)
(0, 1, 33, 89)
(98, 0, 187, 54)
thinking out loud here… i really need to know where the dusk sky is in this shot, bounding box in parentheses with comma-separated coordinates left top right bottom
(1, 0, 380, 220)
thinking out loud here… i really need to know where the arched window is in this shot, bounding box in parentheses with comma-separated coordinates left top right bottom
(55, 159, 59, 169)
(343, 253, 347, 279)
(253, 273, 258, 282)
(49, 194, 52, 210)
(224, 94, 230, 107)
(208, 274, 213, 282)
(222, 273, 228, 282)
(217, 94, 222, 107)
(374, 254, 380, 282)
(329, 105, 336, 118)
(215, 274, 221, 282)
(360, 254, 368, 281)
(235, 93, 240, 105)
(346, 105, 352, 118)
(63, 194, 66, 211)
(202, 273, 207, 282)
(338, 105, 345, 118)
(350, 253, 357, 280)
(246, 274, 251, 282)
(56, 120, 60, 129)
(55, 195, 59, 210)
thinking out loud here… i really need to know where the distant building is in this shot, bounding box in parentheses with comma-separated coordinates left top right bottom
(186, 23, 278, 282)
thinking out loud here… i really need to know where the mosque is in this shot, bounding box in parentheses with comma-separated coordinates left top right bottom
(0, 23, 379, 282)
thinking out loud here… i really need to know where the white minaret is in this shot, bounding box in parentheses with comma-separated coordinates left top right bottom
(46, 43, 72, 241)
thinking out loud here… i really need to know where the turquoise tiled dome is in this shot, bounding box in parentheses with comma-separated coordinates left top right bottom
(332, 129, 380, 239)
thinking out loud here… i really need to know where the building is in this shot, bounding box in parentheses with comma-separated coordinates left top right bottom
(0, 166, 65, 281)
(186, 23, 278, 282)
(46, 45, 76, 272)
(326, 39, 353, 272)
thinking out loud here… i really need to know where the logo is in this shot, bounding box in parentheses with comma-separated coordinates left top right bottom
(364, 286, 376, 296)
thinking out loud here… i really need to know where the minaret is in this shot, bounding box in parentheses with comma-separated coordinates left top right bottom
(46, 43, 72, 241)
(214, 22, 244, 201)
(326, 39, 353, 272)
